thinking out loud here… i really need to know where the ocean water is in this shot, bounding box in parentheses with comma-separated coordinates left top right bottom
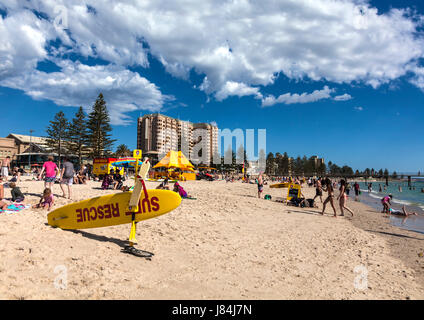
(354, 179, 424, 234)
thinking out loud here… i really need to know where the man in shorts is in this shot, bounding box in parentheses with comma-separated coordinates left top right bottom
(313, 177, 323, 203)
(60, 158, 74, 199)
(39, 156, 59, 192)
(354, 182, 360, 201)
(0, 156, 11, 179)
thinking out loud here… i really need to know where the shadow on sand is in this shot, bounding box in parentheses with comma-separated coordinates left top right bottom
(365, 229, 423, 241)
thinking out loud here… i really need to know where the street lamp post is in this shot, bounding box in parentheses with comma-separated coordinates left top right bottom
(29, 130, 34, 170)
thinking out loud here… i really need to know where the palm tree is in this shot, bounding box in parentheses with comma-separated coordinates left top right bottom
(115, 144, 131, 158)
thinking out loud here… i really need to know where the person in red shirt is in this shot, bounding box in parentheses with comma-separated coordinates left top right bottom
(38, 156, 60, 192)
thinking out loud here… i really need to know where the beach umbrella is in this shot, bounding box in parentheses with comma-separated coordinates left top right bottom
(110, 158, 143, 168)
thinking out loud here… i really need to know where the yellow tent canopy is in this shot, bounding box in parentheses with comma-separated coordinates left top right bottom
(177, 151, 194, 170)
(153, 150, 194, 170)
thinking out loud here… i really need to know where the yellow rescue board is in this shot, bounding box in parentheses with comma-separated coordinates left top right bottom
(270, 183, 290, 189)
(47, 190, 181, 230)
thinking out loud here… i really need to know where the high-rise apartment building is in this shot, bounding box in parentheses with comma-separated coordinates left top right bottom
(137, 114, 219, 164)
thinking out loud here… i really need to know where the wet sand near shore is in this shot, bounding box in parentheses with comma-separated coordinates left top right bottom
(0, 179, 423, 299)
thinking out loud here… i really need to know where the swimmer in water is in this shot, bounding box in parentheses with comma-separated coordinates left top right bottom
(389, 206, 417, 217)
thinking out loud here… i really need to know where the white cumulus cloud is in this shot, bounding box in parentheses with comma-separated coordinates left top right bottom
(261, 86, 334, 107)
(0, 60, 171, 125)
(333, 94, 353, 101)
(1, 0, 424, 120)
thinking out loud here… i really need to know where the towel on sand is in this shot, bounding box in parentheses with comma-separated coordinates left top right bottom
(0, 203, 30, 214)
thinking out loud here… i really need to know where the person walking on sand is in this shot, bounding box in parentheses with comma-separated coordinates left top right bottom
(60, 157, 74, 199)
(354, 182, 360, 201)
(313, 177, 323, 203)
(337, 179, 354, 217)
(257, 173, 264, 198)
(345, 181, 351, 196)
(321, 178, 338, 217)
(38, 156, 60, 192)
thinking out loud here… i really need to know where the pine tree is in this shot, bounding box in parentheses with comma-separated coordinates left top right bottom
(87, 93, 116, 158)
(318, 163, 326, 177)
(383, 169, 389, 178)
(46, 111, 69, 168)
(294, 156, 303, 176)
(236, 145, 245, 166)
(67, 106, 89, 166)
(258, 149, 266, 173)
(282, 152, 289, 176)
(274, 152, 282, 175)
(266, 152, 275, 175)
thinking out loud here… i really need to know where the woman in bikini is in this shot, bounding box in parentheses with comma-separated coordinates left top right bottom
(337, 179, 354, 217)
(257, 173, 264, 199)
(321, 178, 338, 217)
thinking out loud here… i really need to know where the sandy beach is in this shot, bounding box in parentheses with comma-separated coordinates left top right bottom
(0, 178, 423, 300)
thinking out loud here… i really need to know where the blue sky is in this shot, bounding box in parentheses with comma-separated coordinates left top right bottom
(0, 0, 423, 173)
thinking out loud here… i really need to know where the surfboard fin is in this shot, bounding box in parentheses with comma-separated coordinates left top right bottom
(129, 221, 137, 244)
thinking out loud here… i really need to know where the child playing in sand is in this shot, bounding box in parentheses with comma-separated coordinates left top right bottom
(173, 182, 192, 198)
(101, 174, 112, 190)
(157, 178, 169, 190)
(32, 188, 54, 211)
(9, 182, 25, 203)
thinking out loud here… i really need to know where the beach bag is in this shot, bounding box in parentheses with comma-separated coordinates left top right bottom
(264, 194, 272, 200)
